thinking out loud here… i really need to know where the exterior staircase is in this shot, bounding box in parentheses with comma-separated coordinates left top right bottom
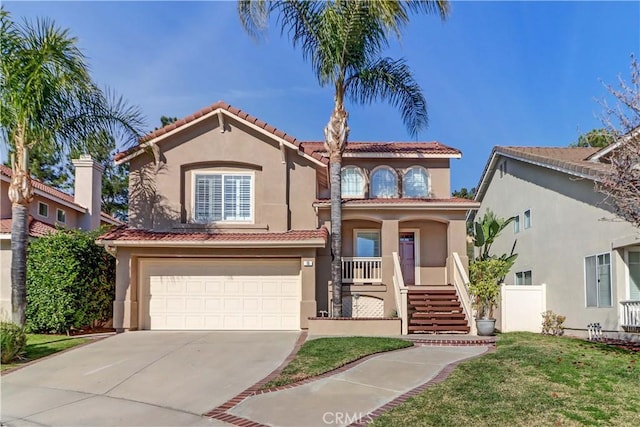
(407, 287, 470, 334)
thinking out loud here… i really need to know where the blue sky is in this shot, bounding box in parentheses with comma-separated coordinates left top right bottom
(4, 1, 639, 191)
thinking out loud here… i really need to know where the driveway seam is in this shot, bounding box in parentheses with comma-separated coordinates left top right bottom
(103, 332, 209, 395)
(328, 377, 404, 394)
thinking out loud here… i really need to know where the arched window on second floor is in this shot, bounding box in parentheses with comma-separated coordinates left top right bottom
(403, 166, 430, 198)
(370, 167, 398, 198)
(341, 166, 365, 198)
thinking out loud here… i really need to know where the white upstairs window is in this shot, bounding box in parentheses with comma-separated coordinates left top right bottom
(194, 173, 253, 223)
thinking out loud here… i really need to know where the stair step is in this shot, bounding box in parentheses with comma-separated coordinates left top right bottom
(409, 325, 469, 333)
(410, 318, 468, 325)
(407, 288, 456, 294)
(408, 294, 458, 301)
(409, 300, 460, 306)
(411, 312, 466, 318)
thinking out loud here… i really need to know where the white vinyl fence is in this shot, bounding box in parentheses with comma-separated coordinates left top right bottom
(499, 284, 547, 332)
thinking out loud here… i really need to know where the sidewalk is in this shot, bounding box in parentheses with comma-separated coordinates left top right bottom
(225, 345, 489, 427)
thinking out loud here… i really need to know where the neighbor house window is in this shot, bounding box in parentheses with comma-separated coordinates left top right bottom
(194, 173, 253, 222)
(56, 209, 66, 224)
(585, 253, 612, 307)
(513, 215, 520, 234)
(515, 270, 532, 286)
(370, 167, 397, 198)
(38, 202, 49, 218)
(524, 209, 531, 229)
(341, 166, 365, 198)
(354, 230, 381, 257)
(403, 167, 429, 198)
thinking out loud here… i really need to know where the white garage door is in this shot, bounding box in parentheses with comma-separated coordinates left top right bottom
(140, 259, 301, 330)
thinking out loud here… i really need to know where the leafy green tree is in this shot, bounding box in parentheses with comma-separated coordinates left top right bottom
(0, 10, 145, 326)
(452, 187, 476, 199)
(239, 0, 449, 316)
(471, 209, 517, 268)
(159, 116, 178, 128)
(570, 128, 615, 148)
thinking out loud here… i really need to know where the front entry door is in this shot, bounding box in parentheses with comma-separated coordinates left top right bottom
(399, 232, 415, 285)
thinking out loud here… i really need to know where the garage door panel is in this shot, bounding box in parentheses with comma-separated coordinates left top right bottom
(142, 259, 301, 331)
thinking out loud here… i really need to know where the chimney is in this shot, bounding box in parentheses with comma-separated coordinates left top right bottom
(72, 154, 104, 230)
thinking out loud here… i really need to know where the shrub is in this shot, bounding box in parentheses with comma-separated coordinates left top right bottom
(1, 321, 27, 363)
(541, 310, 566, 336)
(468, 258, 510, 319)
(26, 228, 115, 333)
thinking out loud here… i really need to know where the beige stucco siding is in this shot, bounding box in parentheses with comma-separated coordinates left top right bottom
(127, 116, 318, 232)
(1, 181, 79, 229)
(479, 157, 640, 331)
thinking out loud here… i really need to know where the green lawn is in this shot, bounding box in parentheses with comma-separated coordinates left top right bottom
(1, 334, 90, 372)
(262, 336, 413, 389)
(372, 332, 640, 426)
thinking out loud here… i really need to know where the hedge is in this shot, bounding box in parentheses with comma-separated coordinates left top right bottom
(26, 228, 115, 333)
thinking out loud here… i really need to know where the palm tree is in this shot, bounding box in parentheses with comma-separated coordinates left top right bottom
(0, 9, 145, 326)
(238, 1, 449, 316)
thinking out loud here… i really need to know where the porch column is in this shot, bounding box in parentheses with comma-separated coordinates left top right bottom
(447, 219, 469, 282)
(382, 220, 399, 314)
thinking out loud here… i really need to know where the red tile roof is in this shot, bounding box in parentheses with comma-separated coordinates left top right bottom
(314, 197, 479, 205)
(0, 164, 80, 207)
(114, 101, 462, 163)
(0, 217, 58, 237)
(300, 141, 461, 156)
(98, 226, 329, 245)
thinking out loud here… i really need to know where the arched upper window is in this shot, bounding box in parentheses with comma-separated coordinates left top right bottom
(403, 167, 430, 198)
(341, 166, 365, 198)
(370, 167, 397, 198)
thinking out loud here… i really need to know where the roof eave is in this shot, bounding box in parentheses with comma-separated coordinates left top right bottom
(95, 238, 327, 249)
(115, 108, 327, 168)
(341, 153, 461, 159)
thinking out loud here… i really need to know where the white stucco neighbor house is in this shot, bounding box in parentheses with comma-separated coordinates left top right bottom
(474, 143, 639, 337)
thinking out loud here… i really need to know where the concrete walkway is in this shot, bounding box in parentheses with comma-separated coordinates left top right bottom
(228, 345, 489, 427)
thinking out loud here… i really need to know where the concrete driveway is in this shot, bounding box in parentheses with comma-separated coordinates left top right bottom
(1, 331, 299, 426)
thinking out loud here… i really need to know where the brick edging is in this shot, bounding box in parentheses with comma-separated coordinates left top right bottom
(348, 344, 497, 427)
(254, 344, 416, 395)
(204, 336, 495, 426)
(0, 334, 112, 376)
(203, 331, 308, 423)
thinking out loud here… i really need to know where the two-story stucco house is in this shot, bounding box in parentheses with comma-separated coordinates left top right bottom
(0, 157, 121, 316)
(475, 144, 640, 336)
(97, 101, 479, 334)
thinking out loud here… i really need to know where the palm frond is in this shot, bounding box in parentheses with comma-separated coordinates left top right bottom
(346, 57, 428, 136)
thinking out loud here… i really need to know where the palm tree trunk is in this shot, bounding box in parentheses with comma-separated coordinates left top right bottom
(8, 145, 33, 327)
(325, 106, 349, 317)
(10, 204, 28, 326)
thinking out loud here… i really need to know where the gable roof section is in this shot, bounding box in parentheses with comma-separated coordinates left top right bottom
(586, 126, 640, 161)
(96, 226, 329, 248)
(114, 101, 463, 165)
(1, 164, 85, 212)
(474, 146, 610, 202)
(0, 164, 122, 225)
(113, 101, 327, 167)
(301, 141, 461, 158)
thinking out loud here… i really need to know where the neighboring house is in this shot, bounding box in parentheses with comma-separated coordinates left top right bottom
(475, 145, 640, 336)
(0, 157, 121, 316)
(98, 101, 478, 333)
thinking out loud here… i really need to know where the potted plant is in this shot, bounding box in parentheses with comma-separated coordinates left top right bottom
(468, 258, 510, 336)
